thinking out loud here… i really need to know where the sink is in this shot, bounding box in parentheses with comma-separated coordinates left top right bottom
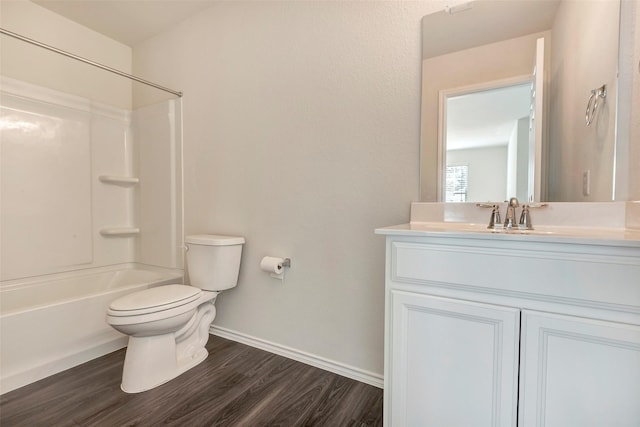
(376, 201, 640, 245)
(408, 222, 490, 233)
(407, 222, 555, 235)
(404, 221, 640, 241)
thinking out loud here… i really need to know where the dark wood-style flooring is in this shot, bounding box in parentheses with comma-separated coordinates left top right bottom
(0, 335, 383, 426)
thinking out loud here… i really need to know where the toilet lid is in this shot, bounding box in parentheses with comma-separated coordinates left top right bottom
(108, 284, 202, 316)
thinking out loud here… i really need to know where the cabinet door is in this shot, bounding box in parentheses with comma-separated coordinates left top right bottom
(388, 291, 520, 427)
(519, 310, 640, 427)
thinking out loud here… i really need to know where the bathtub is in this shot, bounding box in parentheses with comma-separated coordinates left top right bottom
(0, 265, 182, 394)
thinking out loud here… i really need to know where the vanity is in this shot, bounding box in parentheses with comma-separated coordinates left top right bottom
(376, 202, 640, 427)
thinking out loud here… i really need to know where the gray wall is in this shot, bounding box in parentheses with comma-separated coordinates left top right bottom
(133, 1, 441, 379)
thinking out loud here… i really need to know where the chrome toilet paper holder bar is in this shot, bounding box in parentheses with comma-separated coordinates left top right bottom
(281, 258, 291, 268)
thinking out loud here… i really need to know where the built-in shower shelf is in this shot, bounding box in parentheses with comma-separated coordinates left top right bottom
(98, 175, 139, 186)
(100, 227, 140, 237)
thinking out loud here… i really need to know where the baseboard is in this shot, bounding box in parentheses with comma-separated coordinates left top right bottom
(0, 336, 128, 395)
(209, 325, 384, 389)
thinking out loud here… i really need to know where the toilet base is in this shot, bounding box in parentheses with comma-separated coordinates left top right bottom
(121, 333, 209, 393)
(115, 294, 218, 393)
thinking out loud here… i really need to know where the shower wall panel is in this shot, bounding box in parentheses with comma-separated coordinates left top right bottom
(0, 77, 135, 281)
(135, 100, 183, 269)
(1, 89, 92, 280)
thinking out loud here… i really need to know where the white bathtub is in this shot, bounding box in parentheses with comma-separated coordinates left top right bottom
(0, 265, 182, 394)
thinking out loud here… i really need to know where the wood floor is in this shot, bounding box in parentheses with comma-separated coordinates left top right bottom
(0, 335, 383, 426)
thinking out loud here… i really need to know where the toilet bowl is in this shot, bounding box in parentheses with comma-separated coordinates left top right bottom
(106, 234, 244, 393)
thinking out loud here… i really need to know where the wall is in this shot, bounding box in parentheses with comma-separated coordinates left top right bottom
(629, 0, 640, 201)
(1, 2, 136, 278)
(617, 0, 640, 201)
(506, 116, 530, 202)
(547, 0, 619, 201)
(0, 0, 132, 109)
(516, 117, 530, 201)
(448, 145, 508, 202)
(1, 1, 182, 280)
(133, 1, 441, 381)
(135, 100, 184, 269)
(421, 31, 550, 201)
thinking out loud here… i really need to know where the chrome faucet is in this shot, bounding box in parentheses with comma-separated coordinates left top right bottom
(504, 197, 519, 229)
(479, 198, 547, 231)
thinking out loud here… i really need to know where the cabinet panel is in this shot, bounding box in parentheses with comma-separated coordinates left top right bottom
(391, 241, 640, 311)
(389, 291, 520, 427)
(519, 311, 640, 427)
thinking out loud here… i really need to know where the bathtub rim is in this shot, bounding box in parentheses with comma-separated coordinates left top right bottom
(1, 263, 183, 317)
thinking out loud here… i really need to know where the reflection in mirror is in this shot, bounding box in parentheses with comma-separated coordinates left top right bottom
(420, 0, 625, 203)
(443, 81, 531, 203)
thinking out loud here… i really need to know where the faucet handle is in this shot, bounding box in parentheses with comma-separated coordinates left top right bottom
(476, 203, 496, 208)
(476, 203, 502, 229)
(518, 203, 548, 230)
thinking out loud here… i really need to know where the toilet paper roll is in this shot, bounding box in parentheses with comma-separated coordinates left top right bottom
(260, 256, 284, 274)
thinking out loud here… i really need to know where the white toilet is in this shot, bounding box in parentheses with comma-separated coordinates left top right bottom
(106, 234, 244, 393)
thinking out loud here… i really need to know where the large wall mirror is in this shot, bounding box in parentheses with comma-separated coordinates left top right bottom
(420, 0, 637, 203)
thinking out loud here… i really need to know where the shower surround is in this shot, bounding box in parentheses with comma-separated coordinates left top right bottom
(0, 77, 183, 393)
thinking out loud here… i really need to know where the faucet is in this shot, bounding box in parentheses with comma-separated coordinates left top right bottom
(480, 198, 547, 231)
(504, 197, 519, 229)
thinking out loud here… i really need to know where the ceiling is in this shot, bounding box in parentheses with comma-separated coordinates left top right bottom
(422, 0, 559, 59)
(446, 83, 532, 151)
(31, 0, 216, 46)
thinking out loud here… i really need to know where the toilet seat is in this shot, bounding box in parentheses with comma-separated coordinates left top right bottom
(108, 284, 202, 317)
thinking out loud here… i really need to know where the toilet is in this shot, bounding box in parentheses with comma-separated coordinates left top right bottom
(106, 234, 244, 393)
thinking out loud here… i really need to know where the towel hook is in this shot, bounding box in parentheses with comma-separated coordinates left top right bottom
(585, 84, 606, 126)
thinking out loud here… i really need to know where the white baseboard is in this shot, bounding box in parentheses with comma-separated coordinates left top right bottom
(209, 325, 383, 389)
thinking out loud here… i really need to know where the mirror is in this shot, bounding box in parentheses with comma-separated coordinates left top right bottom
(442, 80, 533, 202)
(420, 0, 625, 202)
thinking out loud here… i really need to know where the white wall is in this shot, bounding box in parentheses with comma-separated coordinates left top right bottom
(447, 145, 508, 202)
(133, 1, 440, 380)
(135, 100, 183, 269)
(506, 116, 530, 202)
(0, 0, 132, 109)
(516, 117, 530, 201)
(547, 0, 619, 201)
(628, 0, 640, 201)
(616, 0, 640, 201)
(507, 121, 518, 198)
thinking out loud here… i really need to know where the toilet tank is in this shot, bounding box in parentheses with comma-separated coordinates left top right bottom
(184, 234, 245, 291)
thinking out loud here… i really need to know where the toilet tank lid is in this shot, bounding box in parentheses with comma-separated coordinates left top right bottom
(185, 234, 245, 246)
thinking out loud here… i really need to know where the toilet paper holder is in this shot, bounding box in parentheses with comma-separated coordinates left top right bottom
(260, 256, 292, 280)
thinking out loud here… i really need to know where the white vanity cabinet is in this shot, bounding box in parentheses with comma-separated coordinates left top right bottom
(378, 229, 640, 427)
